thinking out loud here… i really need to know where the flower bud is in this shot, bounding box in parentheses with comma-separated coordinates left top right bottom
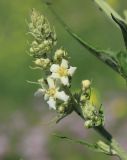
(38, 78, 44, 84)
(30, 47, 34, 53)
(54, 49, 68, 61)
(80, 95, 87, 103)
(84, 120, 93, 128)
(82, 101, 104, 128)
(32, 41, 38, 46)
(34, 58, 50, 69)
(82, 80, 91, 91)
(28, 9, 57, 58)
(58, 106, 65, 114)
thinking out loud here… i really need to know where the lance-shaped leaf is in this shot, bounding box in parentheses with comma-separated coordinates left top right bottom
(54, 134, 117, 156)
(93, 0, 127, 78)
(112, 14, 127, 49)
(92, 0, 124, 23)
(46, 5, 125, 78)
(93, 0, 127, 49)
(116, 51, 127, 79)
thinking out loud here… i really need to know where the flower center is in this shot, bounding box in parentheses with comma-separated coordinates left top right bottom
(58, 67, 68, 76)
(47, 88, 56, 96)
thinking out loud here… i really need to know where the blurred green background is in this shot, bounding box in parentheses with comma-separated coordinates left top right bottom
(0, 0, 127, 159)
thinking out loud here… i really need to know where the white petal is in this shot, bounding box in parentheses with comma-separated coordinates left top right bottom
(34, 88, 45, 97)
(68, 67, 77, 76)
(50, 64, 59, 73)
(55, 91, 69, 102)
(44, 94, 49, 100)
(61, 59, 68, 68)
(51, 73, 60, 79)
(47, 77, 55, 88)
(47, 98, 56, 110)
(61, 76, 69, 86)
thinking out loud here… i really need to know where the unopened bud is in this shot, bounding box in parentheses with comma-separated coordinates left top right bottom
(28, 9, 57, 58)
(84, 120, 93, 128)
(58, 106, 65, 114)
(82, 80, 91, 91)
(32, 41, 38, 46)
(54, 49, 68, 61)
(38, 78, 44, 84)
(30, 47, 34, 53)
(80, 95, 87, 103)
(34, 58, 50, 68)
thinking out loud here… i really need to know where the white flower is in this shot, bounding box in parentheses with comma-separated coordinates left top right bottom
(35, 77, 69, 109)
(50, 59, 77, 86)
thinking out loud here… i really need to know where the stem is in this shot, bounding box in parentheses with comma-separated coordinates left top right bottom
(67, 88, 127, 160)
(94, 126, 127, 160)
(74, 105, 127, 160)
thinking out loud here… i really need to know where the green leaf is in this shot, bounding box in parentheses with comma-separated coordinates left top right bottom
(124, 10, 127, 22)
(47, 6, 121, 76)
(93, 0, 124, 24)
(53, 134, 101, 151)
(112, 15, 127, 49)
(53, 134, 117, 156)
(47, 4, 127, 79)
(93, 0, 127, 49)
(117, 51, 127, 79)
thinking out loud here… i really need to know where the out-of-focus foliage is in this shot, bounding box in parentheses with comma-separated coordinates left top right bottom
(0, 0, 127, 160)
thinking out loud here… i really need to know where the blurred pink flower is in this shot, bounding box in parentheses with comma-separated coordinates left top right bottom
(0, 134, 9, 158)
(19, 126, 50, 160)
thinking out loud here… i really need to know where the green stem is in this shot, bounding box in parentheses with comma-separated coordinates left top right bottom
(74, 104, 127, 160)
(94, 126, 127, 160)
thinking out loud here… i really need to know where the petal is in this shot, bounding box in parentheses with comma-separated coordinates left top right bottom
(47, 77, 55, 88)
(44, 94, 49, 100)
(50, 64, 59, 73)
(34, 88, 45, 97)
(61, 76, 69, 86)
(61, 59, 68, 68)
(51, 73, 60, 79)
(68, 67, 77, 76)
(47, 98, 56, 110)
(55, 91, 69, 102)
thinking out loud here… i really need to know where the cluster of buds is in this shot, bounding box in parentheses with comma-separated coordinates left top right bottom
(80, 80, 104, 128)
(28, 9, 104, 126)
(28, 9, 57, 58)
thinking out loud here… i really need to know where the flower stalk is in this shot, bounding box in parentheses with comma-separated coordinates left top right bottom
(27, 8, 127, 160)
